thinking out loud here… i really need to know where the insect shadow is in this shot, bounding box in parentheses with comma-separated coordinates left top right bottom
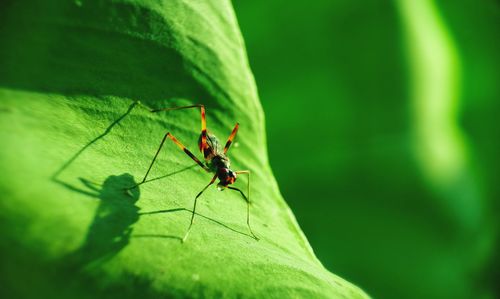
(51, 101, 137, 180)
(135, 207, 254, 240)
(64, 174, 145, 268)
(61, 168, 204, 272)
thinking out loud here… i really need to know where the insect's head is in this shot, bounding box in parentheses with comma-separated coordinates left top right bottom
(217, 167, 237, 190)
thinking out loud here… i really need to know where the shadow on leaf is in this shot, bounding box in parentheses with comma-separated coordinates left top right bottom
(65, 173, 140, 268)
(138, 208, 255, 239)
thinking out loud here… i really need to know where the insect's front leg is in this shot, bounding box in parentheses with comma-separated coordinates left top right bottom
(183, 174, 218, 242)
(228, 170, 258, 241)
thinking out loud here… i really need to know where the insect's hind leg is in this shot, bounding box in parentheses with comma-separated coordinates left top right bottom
(129, 132, 209, 189)
(223, 123, 239, 154)
(145, 104, 208, 152)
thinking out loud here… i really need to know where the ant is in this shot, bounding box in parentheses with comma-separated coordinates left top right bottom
(130, 103, 258, 242)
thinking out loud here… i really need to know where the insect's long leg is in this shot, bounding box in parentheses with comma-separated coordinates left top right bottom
(227, 183, 259, 241)
(223, 123, 239, 154)
(235, 170, 250, 205)
(146, 104, 208, 153)
(183, 174, 218, 242)
(132, 132, 209, 189)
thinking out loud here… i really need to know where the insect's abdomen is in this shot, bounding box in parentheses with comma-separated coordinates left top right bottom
(198, 132, 221, 161)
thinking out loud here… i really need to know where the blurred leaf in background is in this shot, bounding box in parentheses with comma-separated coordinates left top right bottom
(233, 0, 500, 298)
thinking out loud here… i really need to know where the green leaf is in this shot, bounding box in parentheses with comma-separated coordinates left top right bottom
(0, 1, 368, 298)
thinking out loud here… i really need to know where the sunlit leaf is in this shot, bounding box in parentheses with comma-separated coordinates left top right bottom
(0, 1, 368, 298)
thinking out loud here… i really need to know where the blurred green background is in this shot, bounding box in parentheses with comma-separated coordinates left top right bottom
(233, 0, 500, 299)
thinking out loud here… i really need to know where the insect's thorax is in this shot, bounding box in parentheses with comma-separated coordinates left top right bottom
(207, 154, 230, 171)
(198, 133, 236, 186)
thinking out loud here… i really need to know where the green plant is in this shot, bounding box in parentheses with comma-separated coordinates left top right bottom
(0, 1, 368, 298)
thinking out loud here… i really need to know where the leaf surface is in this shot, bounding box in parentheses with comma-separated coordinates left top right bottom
(0, 1, 368, 298)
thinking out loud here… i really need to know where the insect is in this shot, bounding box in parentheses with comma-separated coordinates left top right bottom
(132, 104, 258, 242)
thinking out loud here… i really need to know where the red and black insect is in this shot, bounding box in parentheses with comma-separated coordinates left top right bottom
(133, 104, 258, 242)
